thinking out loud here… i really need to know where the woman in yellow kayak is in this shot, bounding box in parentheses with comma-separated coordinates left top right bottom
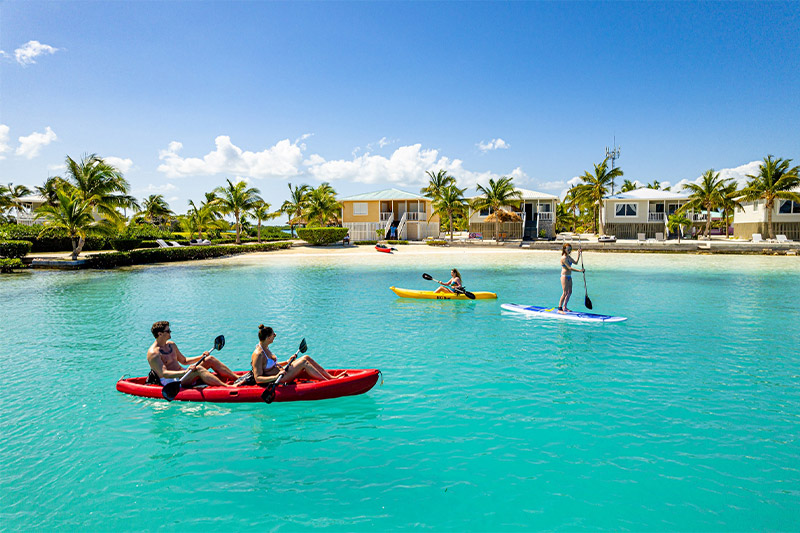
(559, 243, 584, 313)
(434, 268, 464, 294)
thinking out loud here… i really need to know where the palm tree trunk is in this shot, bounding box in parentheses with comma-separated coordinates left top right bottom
(71, 238, 79, 261)
(766, 199, 774, 239)
(705, 207, 711, 238)
(449, 213, 454, 241)
(258, 220, 262, 243)
(235, 211, 241, 244)
(72, 236, 86, 261)
(496, 220, 500, 245)
(598, 202, 604, 236)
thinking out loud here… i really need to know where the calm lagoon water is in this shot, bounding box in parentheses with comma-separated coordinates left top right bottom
(2, 249, 799, 531)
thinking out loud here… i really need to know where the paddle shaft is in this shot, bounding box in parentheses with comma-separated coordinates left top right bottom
(577, 239, 592, 309)
(422, 273, 475, 299)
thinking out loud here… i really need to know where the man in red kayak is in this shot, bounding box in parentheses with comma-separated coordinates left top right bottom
(146, 321, 238, 387)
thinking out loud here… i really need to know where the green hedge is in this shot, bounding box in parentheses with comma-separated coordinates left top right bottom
(0, 224, 111, 252)
(0, 240, 33, 258)
(426, 240, 448, 246)
(112, 238, 143, 252)
(86, 241, 292, 269)
(0, 258, 27, 273)
(296, 227, 349, 245)
(354, 240, 378, 245)
(386, 240, 408, 245)
(121, 223, 173, 239)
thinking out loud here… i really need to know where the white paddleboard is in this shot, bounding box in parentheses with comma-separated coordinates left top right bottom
(501, 303, 627, 323)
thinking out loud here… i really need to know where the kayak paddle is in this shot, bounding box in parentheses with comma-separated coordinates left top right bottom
(577, 239, 592, 310)
(261, 338, 308, 404)
(161, 335, 225, 402)
(422, 273, 476, 300)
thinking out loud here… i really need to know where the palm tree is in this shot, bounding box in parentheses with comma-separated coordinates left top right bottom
(61, 154, 139, 222)
(555, 201, 577, 233)
(471, 176, 522, 243)
(667, 212, 693, 243)
(213, 179, 262, 244)
(620, 179, 638, 193)
(186, 199, 220, 240)
(681, 169, 726, 238)
(35, 176, 68, 207)
(740, 155, 800, 239)
(251, 200, 278, 243)
(280, 183, 310, 237)
(303, 183, 341, 227)
(420, 169, 456, 200)
(0, 183, 33, 220)
(430, 185, 468, 241)
(574, 157, 623, 235)
(35, 188, 114, 260)
(138, 194, 174, 226)
(718, 180, 743, 238)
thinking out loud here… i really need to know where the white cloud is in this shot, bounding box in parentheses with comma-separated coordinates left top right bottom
(139, 183, 178, 194)
(306, 143, 520, 190)
(157, 136, 306, 179)
(0, 125, 10, 159)
(674, 161, 762, 192)
(477, 138, 509, 152)
(538, 180, 567, 191)
(105, 156, 134, 173)
(14, 41, 59, 66)
(47, 163, 66, 173)
(16, 126, 57, 159)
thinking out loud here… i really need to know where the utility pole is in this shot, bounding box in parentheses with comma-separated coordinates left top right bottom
(605, 137, 621, 195)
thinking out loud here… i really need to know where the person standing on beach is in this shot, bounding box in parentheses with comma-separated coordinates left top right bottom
(146, 321, 238, 387)
(558, 244, 584, 313)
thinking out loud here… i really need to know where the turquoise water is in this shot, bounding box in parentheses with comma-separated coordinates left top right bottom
(2, 249, 799, 531)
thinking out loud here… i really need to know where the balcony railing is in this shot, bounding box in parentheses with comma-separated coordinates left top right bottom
(648, 212, 665, 222)
(406, 211, 425, 221)
(537, 212, 554, 221)
(379, 212, 392, 222)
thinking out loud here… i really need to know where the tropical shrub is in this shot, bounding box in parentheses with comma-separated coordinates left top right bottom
(86, 242, 292, 269)
(386, 240, 408, 245)
(0, 258, 27, 273)
(112, 238, 143, 252)
(354, 240, 378, 245)
(426, 240, 448, 246)
(0, 224, 110, 252)
(297, 227, 349, 245)
(121, 223, 173, 240)
(0, 240, 33, 258)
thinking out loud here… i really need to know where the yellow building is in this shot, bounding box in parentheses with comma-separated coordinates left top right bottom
(340, 188, 440, 241)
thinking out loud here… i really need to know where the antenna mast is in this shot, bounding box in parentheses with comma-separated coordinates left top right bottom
(605, 137, 621, 194)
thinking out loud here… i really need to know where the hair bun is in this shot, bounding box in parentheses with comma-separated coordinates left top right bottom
(258, 324, 265, 329)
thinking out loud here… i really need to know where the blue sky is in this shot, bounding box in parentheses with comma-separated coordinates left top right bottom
(2, 1, 799, 212)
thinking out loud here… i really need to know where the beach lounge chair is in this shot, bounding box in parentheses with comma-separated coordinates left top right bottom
(776, 234, 793, 243)
(598, 235, 616, 243)
(751, 233, 763, 243)
(637, 233, 646, 244)
(169, 241, 183, 247)
(655, 232, 665, 243)
(156, 239, 170, 248)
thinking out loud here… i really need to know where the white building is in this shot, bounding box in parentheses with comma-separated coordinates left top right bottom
(468, 188, 558, 240)
(602, 188, 704, 239)
(733, 190, 800, 240)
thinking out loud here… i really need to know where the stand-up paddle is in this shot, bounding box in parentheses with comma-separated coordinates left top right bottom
(162, 335, 225, 401)
(577, 238, 592, 310)
(262, 338, 308, 404)
(422, 273, 475, 299)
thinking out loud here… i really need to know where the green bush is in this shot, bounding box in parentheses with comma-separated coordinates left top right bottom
(426, 240, 448, 246)
(354, 240, 378, 245)
(0, 240, 33, 258)
(0, 224, 110, 252)
(121, 223, 173, 240)
(112, 238, 143, 252)
(296, 227, 349, 245)
(0, 258, 27, 273)
(386, 240, 408, 245)
(86, 242, 292, 269)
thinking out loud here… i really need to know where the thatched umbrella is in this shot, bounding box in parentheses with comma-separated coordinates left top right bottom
(484, 209, 522, 222)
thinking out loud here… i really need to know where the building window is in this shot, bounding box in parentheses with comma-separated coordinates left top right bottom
(615, 203, 637, 217)
(479, 207, 493, 217)
(779, 200, 800, 214)
(540, 203, 552, 212)
(353, 202, 368, 216)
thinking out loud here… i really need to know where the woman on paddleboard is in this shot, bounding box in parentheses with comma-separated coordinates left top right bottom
(236, 325, 339, 386)
(559, 244, 584, 313)
(434, 268, 464, 294)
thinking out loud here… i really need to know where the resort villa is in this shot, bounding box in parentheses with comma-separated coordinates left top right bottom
(467, 188, 558, 240)
(339, 188, 440, 241)
(10, 194, 47, 225)
(602, 188, 704, 239)
(733, 194, 800, 240)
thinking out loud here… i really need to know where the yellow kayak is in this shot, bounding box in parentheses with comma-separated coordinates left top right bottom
(390, 286, 498, 300)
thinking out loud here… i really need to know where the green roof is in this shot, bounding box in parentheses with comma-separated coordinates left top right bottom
(340, 188, 426, 201)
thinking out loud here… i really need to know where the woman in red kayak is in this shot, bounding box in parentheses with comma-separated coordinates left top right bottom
(434, 268, 464, 294)
(237, 325, 337, 386)
(559, 243, 584, 313)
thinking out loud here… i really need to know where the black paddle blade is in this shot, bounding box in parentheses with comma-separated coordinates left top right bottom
(299, 338, 308, 353)
(261, 384, 276, 404)
(585, 295, 593, 310)
(422, 273, 433, 280)
(214, 335, 225, 351)
(464, 290, 476, 300)
(161, 381, 181, 402)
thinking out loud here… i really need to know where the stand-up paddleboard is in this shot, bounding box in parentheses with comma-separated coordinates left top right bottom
(501, 303, 627, 323)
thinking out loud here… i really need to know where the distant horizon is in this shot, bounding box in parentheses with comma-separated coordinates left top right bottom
(2, 1, 798, 212)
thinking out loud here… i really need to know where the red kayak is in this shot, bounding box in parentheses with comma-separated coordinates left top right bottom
(116, 369, 380, 403)
(375, 245, 393, 253)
